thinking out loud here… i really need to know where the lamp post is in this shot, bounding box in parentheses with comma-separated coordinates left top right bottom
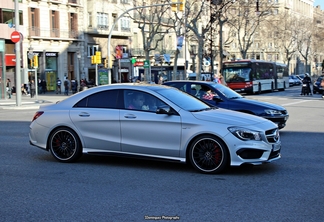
(190, 45, 197, 74)
(76, 51, 81, 91)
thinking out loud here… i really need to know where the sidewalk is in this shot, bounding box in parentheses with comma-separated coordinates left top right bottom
(0, 92, 69, 110)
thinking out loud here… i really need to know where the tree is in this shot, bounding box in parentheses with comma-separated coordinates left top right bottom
(126, 0, 173, 81)
(295, 16, 313, 75)
(227, 0, 273, 59)
(267, 10, 298, 74)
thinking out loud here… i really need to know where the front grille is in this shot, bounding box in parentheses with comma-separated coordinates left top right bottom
(265, 128, 280, 143)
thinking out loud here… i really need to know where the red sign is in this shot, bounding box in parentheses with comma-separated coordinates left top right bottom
(5, 54, 16, 66)
(134, 61, 144, 67)
(10, 31, 21, 43)
(115, 45, 123, 59)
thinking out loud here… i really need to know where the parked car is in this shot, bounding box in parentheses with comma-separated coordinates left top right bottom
(288, 76, 295, 87)
(289, 75, 302, 86)
(163, 80, 289, 129)
(29, 83, 281, 174)
(313, 75, 324, 94)
(297, 74, 306, 80)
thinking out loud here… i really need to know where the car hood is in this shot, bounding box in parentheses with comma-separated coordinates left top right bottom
(231, 97, 285, 110)
(192, 108, 275, 127)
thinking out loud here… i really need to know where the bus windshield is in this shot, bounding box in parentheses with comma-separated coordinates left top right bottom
(223, 67, 251, 83)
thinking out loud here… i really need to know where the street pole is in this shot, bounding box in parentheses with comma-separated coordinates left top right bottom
(107, 2, 183, 84)
(15, 0, 21, 106)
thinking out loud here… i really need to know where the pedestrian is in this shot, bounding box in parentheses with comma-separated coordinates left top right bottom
(6, 78, 12, 99)
(212, 74, 219, 83)
(321, 78, 324, 99)
(30, 80, 36, 98)
(218, 74, 225, 85)
(41, 79, 47, 94)
(71, 79, 78, 94)
(56, 77, 62, 94)
(64, 78, 70, 95)
(38, 78, 42, 94)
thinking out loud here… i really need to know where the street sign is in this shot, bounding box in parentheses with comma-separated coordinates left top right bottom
(10, 31, 21, 43)
(144, 60, 150, 68)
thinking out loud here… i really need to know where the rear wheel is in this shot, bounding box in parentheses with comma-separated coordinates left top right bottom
(48, 127, 82, 162)
(188, 135, 229, 174)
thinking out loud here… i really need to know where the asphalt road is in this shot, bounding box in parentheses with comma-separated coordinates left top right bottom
(0, 86, 324, 222)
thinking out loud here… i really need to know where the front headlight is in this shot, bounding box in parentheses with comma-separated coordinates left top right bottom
(228, 127, 262, 141)
(264, 109, 282, 115)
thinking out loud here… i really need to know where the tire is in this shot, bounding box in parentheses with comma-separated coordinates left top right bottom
(271, 83, 274, 92)
(257, 84, 262, 94)
(48, 127, 82, 162)
(188, 135, 229, 174)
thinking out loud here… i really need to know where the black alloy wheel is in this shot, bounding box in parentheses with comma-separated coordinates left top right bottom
(48, 127, 82, 162)
(189, 136, 229, 174)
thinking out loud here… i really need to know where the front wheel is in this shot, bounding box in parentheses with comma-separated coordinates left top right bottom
(188, 136, 229, 174)
(48, 127, 82, 162)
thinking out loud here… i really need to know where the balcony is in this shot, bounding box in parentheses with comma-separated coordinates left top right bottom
(28, 26, 82, 40)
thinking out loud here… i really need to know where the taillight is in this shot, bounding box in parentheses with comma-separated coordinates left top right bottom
(32, 111, 44, 122)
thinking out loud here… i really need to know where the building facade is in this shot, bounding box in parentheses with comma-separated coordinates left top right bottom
(1, 0, 323, 99)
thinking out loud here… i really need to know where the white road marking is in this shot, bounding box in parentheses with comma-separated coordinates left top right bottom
(282, 100, 313, 106)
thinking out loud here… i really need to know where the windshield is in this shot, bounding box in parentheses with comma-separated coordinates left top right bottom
(155, 88, 211, 111)
(209, 83, 243, 99)
(223, 67, 251, 83)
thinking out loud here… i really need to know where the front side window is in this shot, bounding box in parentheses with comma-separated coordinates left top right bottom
(124, 90, 165, 112)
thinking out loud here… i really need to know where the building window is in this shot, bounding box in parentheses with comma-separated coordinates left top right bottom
(69, 13, 78, 38)
(120, 17, 130, 31)
(29, 7, 40, 36)
(121, 0, 129, 4)
(0, 8, 23, 25)
(87, 45, 99, 57)
(112, 13, 118, 30)
(88, 12, 92, 28)
(50, 10, 60, 37)
(97, 12, 108, 29)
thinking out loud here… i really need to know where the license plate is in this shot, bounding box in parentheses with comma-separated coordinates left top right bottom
(272, 143, 281, 151)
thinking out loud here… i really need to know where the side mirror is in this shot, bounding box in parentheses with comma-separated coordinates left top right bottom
(213, 96, 223, 102)
(156, 105, 175, 115)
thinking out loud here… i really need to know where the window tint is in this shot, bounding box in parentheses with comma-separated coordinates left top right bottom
(124, 89, 166, 112)
(74, 90, 119, 108)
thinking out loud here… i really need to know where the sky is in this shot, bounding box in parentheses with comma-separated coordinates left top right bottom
(314, 0, 324, 9)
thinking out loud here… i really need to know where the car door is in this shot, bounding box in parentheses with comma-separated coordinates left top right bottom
(120, 89, 182, 157)
(70, 89, 121, 151)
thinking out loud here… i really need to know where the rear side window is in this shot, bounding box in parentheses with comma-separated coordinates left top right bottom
(74, 90, 119, 108)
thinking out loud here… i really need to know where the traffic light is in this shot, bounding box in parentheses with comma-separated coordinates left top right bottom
(179, 0, 185, 11)
(91, 55, 95, 64)
(171, 0, 177, 12)
(104, 59, 108, 68)
(95, 51, 101, 64)
(30, 58, 34, 67)
(33, 55, 38, 68)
